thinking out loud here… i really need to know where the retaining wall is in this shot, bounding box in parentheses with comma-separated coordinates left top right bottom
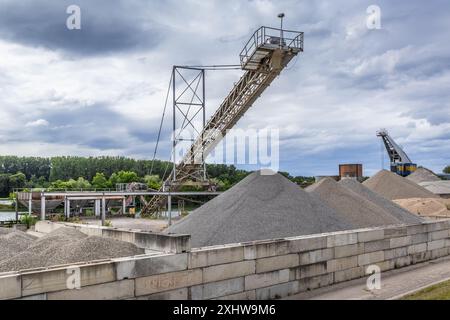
(2, 220, 450, 300)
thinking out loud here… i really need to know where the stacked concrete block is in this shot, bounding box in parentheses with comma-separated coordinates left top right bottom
(2, 219, 450, 300)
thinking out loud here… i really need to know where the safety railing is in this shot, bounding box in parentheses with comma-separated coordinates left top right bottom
(239, 26, 304, 68)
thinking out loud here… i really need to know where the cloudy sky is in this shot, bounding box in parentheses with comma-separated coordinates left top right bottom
(0, 0, 449, 176)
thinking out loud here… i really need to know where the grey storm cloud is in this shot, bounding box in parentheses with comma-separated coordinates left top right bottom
(0, 0, 449, 175)
(0, 0, 164, 55)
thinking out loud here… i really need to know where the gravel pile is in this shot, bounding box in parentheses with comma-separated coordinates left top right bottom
(363, 170, 438, 200)
(0, 228, 37, 263)
(0, 227, 144, 272)
(338, 179, 423, 224)
(306, 178, 402, 228)
(166, 170, 353, 248)
(407, 167, 441, 184)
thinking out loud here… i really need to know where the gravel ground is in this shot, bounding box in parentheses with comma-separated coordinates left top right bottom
(363, 170, 438, 200)
(166, 171, 353, 248)
(338, 179, 423, 224)
(306, 178, 402, 228)
(0, 227, 144, 272)
(407, 167, 441, 184)
(0, 228, 37, 263)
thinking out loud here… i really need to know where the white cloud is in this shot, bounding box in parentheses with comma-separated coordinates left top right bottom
(25, 119, 49, 127)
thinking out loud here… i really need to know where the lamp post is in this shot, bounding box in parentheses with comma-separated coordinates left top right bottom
(278, 13, 285, 47)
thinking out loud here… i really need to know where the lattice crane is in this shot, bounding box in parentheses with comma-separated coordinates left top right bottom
(142, 26, 304, 215)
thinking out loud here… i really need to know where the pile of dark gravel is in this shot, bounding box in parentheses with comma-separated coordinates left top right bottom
(166, 171, 353, 248)
(338, 178, 423, 224)
(0, 227, 144, 273)
(363, 170, 438, 200)
(0, 228, 37, 263)
(406, 167, 441, 184)
(306, 178, 403, 228)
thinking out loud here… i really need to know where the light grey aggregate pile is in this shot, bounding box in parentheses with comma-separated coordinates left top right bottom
(0, 227, 144, 272)
(0, 228, 37, 263)
(166, 171, 353, 248)
(406, 167, 441, 184)
(306, 178, 403, 228)
(363, 170, 438, 200)
(338, 179, 423, 224)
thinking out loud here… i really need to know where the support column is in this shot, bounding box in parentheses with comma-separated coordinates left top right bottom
(95, 199, 100, 217)
(40, 194, 46, 221)
(101, 197, 106, 226)
(67, 199, 71, 218)
(122, 197, 126, 215)
(15, 194, 19, 223)
(168, 194, 172, 226)
(28, 192, 32, 216)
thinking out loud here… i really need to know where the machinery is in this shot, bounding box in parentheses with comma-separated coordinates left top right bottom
(377, 129, 417, 177)
(142, 23, 304, 215)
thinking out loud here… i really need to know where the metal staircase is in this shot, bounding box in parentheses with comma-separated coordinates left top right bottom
(142, 26, 303, 215)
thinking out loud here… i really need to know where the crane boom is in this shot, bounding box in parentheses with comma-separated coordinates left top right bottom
(142, 26, 303, 215)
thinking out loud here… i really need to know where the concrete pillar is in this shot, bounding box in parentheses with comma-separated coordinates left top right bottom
(122, 197, 126, 215)
(15, 194, 19, 223)
(101, 197, 106, 226)
(95, 199, 100, 217)
(168, 194, 172, 226)
(28, 192, 32, 216)
(40, 195, 46, 221)
(67, 199, 71, 218)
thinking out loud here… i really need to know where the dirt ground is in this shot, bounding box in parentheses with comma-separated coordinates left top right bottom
(394, 198, 450, 218)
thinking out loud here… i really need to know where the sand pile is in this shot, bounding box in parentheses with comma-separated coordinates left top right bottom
(166, 171, 353, 248)
(407, 167, 440, 184)
(306, 178, 403, 228)
(363, 170, 438, 200)
(394, 198, 450, 217)
(0, 228, 37, 262)
(338, 179, 422, 224)
(0, 227, 144, 272)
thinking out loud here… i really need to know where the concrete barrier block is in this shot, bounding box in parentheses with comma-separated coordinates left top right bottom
(256, 254, 299, 273)
(427, 239, 446, 251)
(203, 260, 255, 283)
(326, 256, 358, 272)
(364, 239, 390, 253)
(411, 252, 432, 264)
(47, 280, 134, 300)
(256, 281, 299, 300)
(357, 229, 384, 242)
(298, 273, 334, 291)
(17, 293, 47, 300)
(334, 266, 364, 283)
(410, 233, 428, 245)
(115, 254, 188, 280)
(135, 269, 202, 296)
(300, 248, 334, 264)
(190, 277, 244, 300)
(357, 251, 384, 266)
(384, 226, 407, 238)
(136, 288, 188, 300)
(390, 236, 412, 249)
(0, 274, 21, 300)
(327, 233, 357, 248)
(297, 262, 328, 279)
(431, 248, 449, 259)
(429, 230, 449, 241)
(334, 243, 364, 258)
(407, 243, 427, 255)
(384, 247, 408, 260)
(189, 246, 244, 269)
(376, 260, 395, 272)
(287, 235, 327, 253)
(21, 263, 115, 297)
(244, 240, 289, 260)
(426, 221, 449, 232)
(406, 224, 428, 235)
(245, 269, 290, 291)
(214, 290, 256, 300)
(394, 256, 411, 268)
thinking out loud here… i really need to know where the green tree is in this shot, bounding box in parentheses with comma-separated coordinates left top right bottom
(444, 166, 450, 174)
(144, 175, 162, 190)
(109, 171, 140, 186)
(92, 173, 109, 189)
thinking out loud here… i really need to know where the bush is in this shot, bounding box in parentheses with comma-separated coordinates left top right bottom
(20, 214, 37, 229)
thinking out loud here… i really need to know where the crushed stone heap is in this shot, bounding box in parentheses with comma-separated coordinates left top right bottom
(338, 178, 423, 224)
(306, 178, 404, 228)
(406, 167, 441, 184)
(166, 171, 353, 248)
(363, 170, 438, 200)
(0, 227, 144, 273)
